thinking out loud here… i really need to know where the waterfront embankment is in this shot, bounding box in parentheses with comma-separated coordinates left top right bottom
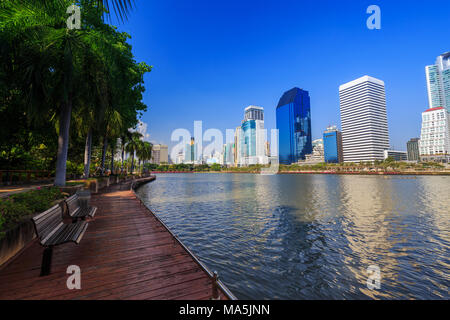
(0, 177, 234, 300)
(151, 170, 450, 176)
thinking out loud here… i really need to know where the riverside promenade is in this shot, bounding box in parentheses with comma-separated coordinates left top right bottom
(0, 178, 233, 300)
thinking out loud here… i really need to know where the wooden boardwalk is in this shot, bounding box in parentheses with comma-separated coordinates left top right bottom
(0, 182, 231, 300)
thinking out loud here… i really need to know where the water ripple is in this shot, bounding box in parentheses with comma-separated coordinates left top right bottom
(136, 174, 450, 300)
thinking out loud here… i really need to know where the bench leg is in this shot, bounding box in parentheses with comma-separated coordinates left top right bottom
(40, 247, 53, 276)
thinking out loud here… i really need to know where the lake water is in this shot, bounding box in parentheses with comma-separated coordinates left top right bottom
(136, 173, 450, 299)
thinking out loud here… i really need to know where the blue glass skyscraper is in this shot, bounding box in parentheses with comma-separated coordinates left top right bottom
(323, 126, 343, 163)
(276, 88, 312, 164)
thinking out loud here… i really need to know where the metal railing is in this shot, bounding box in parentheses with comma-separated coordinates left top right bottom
(130, 176, 237, 300)
(0, 170, 52, 185)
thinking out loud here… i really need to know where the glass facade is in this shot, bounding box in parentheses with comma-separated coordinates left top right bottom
(407, 138, 420, 161)
(241, 120, 256, 158)
(276, 88, 312, 164)
(443, 68, 450, 113)
(426, 52, 450, 113)
(184, 138, 197, 163)
(323, 127, 343, 163)
(324, 132, 339, 163)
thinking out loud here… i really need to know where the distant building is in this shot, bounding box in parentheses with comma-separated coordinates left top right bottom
(425, 52, 450, 113)
(276, 88, 312, 164)
(406, 138, 420, 161)
(223, 143, 235, 166)
(339, 76, 390, 163)
(323, 126, 343, 163)
(151, 144, 168, 164)
(265, 141, 270, 157)
(175, 150, 184, 164)
(383, 150, 407, 161)
(419, 107, 450, 163)
(184, 137, 198, 164)
(300, 139, 324, 164)
(244, 105, 264, 121)
(234, 126, 242, 166)
(240, 106, 268, 165)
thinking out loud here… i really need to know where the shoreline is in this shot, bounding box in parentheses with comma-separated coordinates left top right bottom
(150, 171, 450, 176)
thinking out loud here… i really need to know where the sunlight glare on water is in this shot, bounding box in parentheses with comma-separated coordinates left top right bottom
(136, 174, 450, 299)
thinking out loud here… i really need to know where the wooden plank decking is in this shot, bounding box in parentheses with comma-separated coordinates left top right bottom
(0, 182, 230, 300)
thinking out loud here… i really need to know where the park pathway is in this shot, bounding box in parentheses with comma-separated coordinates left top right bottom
(0, 182, 231, 300)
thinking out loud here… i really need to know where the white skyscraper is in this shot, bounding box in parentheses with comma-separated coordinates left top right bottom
(339, 76, 390, 163)
(419, 107, 450, 163)
(425, 52, 450, 113)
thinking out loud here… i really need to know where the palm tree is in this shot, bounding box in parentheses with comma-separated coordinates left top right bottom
(125, 131, 143, 174)
(0, 0, 131, 186)
(142, 141, 153, 173)
(136, 141, 152, 174)
(100, 109, 123, 173)
(0, 0, 149, 185)
(120, 130, 132, 173)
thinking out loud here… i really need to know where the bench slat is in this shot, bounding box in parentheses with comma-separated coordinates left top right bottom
(32, 205, 63, 241)
(43, 221, 88, 246)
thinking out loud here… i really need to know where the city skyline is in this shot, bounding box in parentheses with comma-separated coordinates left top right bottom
(110, 0, 450, 152)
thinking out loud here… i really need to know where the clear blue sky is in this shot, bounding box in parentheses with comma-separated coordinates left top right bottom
(112, 0, 450, 152)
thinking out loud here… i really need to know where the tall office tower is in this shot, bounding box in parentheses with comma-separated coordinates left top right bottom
(151, 144, 168, 164)
(339, 76, 390, 163)
(234, 126, 243, 166)
(244, 105, 264, 121)
(276, 88, 312, 164)
(406, 138, 420, 161)
(419, 107, 450, 163)
(175, 150, 184, 164)
(222, 143, 235, 166)
(323, 125, 343, 163)
(425, 52, 450, 112)
(184, 137, 198, 164)
(240, 106, 268, 165)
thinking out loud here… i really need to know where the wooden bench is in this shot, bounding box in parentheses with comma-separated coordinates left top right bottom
(32, 204, 88, 276)
(65, 193, 97, 222)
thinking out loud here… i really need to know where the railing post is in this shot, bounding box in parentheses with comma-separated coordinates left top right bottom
(212, 271, 220, 300)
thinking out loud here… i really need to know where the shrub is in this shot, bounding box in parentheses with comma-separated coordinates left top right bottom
(0, 187, 63, 235)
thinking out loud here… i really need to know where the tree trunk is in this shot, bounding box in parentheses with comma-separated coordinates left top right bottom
(101, 135, 108, 174)
(110, 143, 115, 174)
(54, 100, 72, 186)
(121, 138, 126, 174)
(83, 128, 92, 178)
(131, 154, 135, 174)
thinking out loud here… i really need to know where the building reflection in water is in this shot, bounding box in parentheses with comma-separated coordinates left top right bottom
(137, 174, 450, 299)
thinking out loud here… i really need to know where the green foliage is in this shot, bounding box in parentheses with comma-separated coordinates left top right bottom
(10, 187, 63, 213)
(0, 187, 63, 234)
(0, 0, 151, 183)
(211, 163, 222, 171)
(0, 200, 31, 234)
(66, 161, 84, 177)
